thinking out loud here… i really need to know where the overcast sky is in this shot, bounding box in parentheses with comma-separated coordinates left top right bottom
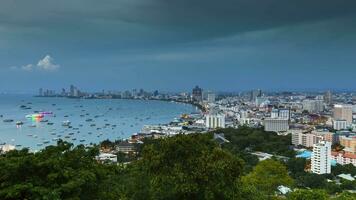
(1, 0, 356, 93)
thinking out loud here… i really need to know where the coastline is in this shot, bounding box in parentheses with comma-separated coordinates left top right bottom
(1, 95, 197, 150)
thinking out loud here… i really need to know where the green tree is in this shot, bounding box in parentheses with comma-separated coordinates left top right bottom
(288, 189, 328, 200)
(242, 159, 294, 195)
(131, 133, 244, 200)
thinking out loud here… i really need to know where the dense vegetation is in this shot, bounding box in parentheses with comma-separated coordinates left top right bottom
(0, 127, 355, 199)
(217, 127, 295, 158)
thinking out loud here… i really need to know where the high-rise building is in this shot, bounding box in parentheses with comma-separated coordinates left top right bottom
(206, 113, 225, 129)
(250, 89, 262, 102)
(311, 141, 331, 174)
(70, 85, 75, 97)
(291, 132, 323, 148)
(333, 104, 353, 124)
(324, 91, 333, 105)
(271, 109, 279, 118)
(192, 86, 203, 102)
(279, 109, 290, 120)
(264, 118, 289, 132)
(207, 92, 216, 103)
(333, 120, 348, 131)
(39, 88, 43, 96)
(302, 99, 324, 113)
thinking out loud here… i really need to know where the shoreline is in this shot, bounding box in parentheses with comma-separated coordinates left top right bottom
(34, 95, 206, 113)
(1, 95, 201, 151)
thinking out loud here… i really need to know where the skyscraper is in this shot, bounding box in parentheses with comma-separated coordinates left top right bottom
(333, 104, 353, 124)
(39, 88, 43, 96)
(324, 91, 333, 105)
(250, 89, 262, 102)
(311, 141, 331, 174)
(192, 86, 203, 102)
(207, 91, 216, 103)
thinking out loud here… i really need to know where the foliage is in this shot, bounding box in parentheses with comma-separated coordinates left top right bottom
(287, 189, 328, 200)
(128, 133, 244, 200)
(285, 158, 307, 178)
(242, 159, 294, 195)
(0, 140, 121, 200)
(332, 164, 356, 177)
(219, 127, 295, 157)
(295, 173, 327, 189)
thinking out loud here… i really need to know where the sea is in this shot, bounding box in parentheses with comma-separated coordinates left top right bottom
(0, 95, 197, 150)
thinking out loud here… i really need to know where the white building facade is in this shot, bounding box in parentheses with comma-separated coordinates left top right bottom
(206, 114, 226, 129)
(264, 118, 289, 132)
(311, 141, 331, 174)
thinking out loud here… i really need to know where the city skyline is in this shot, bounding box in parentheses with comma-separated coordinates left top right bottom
(1, 1, 356, 92)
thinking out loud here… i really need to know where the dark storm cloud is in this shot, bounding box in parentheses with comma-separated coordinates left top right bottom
(1, 0, 356, 41)
(1, 0, 356, 92)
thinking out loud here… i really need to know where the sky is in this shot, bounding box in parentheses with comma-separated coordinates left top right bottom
(1, 0, 356, 93)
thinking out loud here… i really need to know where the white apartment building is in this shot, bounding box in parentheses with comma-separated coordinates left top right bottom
(206, 114, 226, 129)
(264, 118, 289, 132)
(311, 141, 331, 174)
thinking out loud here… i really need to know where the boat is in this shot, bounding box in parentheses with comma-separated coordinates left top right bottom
(15, 144, 22, 147)
(3, 119, 14, 122)
(52, 138, 59, 141)
(79, 139, 85, 142)
(86, 119, 93, 122)
(68, 133, 74, 135)
(29, 125, 36, 128)
(64, 136, 70, 138)
(90, 124, 96, 127)
(16, 121, 24, 125)
(62, 120, 71, 127)
(72, 138, 77, 141)
(37, 143, 43, 146)
(40, 119, 48, 123)
(47, 122, 54, 125)
(43, 140, 50, 144)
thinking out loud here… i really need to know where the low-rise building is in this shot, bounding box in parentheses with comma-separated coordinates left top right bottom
(116, 141, 136, 154)
(96, 153, 118, 163)
(331, 151, 356, 166)
(339, 136, 356, 154)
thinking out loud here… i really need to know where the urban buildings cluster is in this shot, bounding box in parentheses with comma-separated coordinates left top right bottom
(37, 85, 356, 176)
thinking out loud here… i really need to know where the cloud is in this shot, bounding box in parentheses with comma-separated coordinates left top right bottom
(37, 55, 60, 71)
(21, 64, 34, 71)
(9, 55, 59, 72)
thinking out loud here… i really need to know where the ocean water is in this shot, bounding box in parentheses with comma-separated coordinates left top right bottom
(0, 95, 197, 150)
